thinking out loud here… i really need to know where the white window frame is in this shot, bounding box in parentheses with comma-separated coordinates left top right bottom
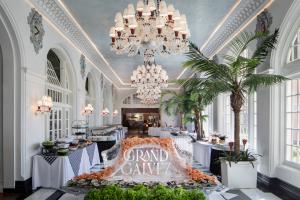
(46, 58, 72, 141)
(284, 79, 300, 166)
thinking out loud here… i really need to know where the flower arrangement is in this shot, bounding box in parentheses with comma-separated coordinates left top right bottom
(74, 137, 216, 184)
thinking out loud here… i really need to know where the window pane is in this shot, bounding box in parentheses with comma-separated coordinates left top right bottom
(292, 113, 298, 129)
(286, 113, 292, 129)
(292, 96, 298, 111)
(286, 81, 292, 96)
(286, 145, 292, 161)
(292, 80, 298, 95)
(287, 129, 292, 145)
(286, 80, 300, 164)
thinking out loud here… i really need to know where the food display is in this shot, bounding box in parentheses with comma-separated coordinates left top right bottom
(42, 140, 55, 149)
(41, 138, 94, 156)
(57, 148, 69, 156)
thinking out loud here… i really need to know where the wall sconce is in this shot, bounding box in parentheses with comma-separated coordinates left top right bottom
(36, 96, 53, 114)
(112, 109, 118, 117)
(83, 104, 94, 116)
(102, 107, 110, 116)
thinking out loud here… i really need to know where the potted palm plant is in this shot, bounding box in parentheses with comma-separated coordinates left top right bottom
(183, 29, 287, 188)
(160, 90, 189, 129)
(161, 79, 218, 141)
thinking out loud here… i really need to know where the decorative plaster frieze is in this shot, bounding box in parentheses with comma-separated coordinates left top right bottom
(203, 0, 271, 57)
(29, 0, 121, 87)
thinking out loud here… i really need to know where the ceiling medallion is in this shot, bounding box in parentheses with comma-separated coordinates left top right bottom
(109, 0, 190, 57)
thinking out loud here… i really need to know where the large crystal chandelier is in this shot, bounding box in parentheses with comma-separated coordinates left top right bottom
(109, 0, 190, 56)
(131, 51, 168, 104)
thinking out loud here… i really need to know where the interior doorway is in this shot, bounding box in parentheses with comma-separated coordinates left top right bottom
(121, 108, 160, 137)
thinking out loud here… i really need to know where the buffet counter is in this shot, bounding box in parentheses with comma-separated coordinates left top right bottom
(32, 143, 100, 189)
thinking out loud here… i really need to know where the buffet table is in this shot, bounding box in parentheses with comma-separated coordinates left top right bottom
(32, 143, 100, 189)
(193, 141, 213, 169)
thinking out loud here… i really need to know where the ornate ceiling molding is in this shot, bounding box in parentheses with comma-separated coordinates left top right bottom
(202, 0, 272, 57)
(29, 0, 272, 89)
(29, 0, 127, 88)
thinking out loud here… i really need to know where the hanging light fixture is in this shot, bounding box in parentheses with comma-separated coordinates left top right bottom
(109, 0, 190, 56)
(130, 50, 168, 104)
(130, 49, 168, 89)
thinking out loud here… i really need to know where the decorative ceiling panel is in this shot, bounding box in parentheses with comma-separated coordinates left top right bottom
(30, 0, 271, 88)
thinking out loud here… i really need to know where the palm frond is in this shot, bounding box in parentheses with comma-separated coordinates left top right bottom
(227, 32, 257, 59)
(247, 29, 279, 74)
(183, 42, 233, 82)
(242, 74, 288, 93)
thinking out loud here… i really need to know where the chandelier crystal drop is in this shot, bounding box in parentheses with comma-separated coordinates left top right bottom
(109, 0, 190, 57)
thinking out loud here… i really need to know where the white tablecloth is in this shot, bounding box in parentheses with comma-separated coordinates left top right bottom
(172, 136, 193, 154)
(193, 141, 212, 169)
(148, 127, 161, 137)
(32, 143, 100, 189)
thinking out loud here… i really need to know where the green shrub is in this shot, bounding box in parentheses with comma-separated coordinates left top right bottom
(84, 184, 205, 200)
(84, 185, 123, 200)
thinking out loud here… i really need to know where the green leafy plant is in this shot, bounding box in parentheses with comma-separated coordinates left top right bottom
(182, 29, 288, 154)
(220, 149, 261, 168)
(84, 184, 206, 200)
(84, 185, 124, 200)
(161, 78, 218, 140)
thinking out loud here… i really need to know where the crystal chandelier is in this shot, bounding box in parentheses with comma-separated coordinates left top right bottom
(131, 50, 168, 88)
(130, 49, 168, 104)
(136, 85, 161, 104)
(109, 0, 190, 56)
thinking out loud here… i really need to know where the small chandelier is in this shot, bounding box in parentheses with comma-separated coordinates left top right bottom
(83, 104, 94, 116)
(109, 0, 190, 57)
(36, 96, 53, 114)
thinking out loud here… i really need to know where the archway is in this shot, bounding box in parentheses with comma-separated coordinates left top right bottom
(0, 2, 23, 191)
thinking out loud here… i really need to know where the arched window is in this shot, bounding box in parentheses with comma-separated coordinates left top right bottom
(46, 49, 73, 140)
(287, 31, 300, 63)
